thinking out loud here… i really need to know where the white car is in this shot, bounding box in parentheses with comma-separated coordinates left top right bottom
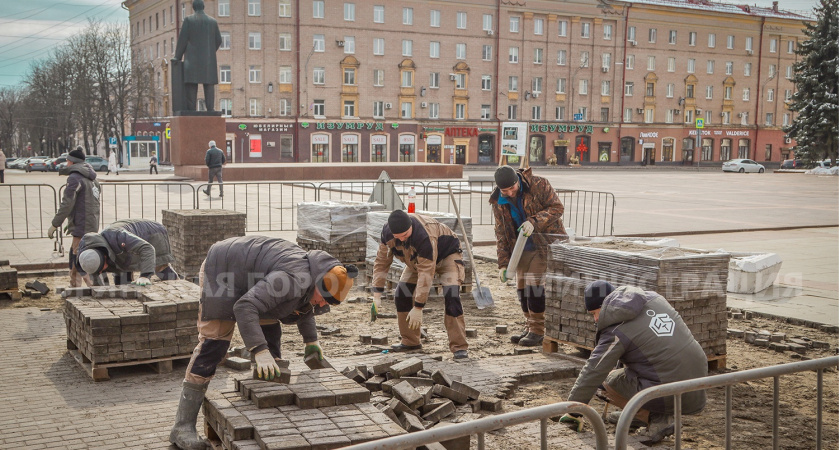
(722, 159, 765, 173)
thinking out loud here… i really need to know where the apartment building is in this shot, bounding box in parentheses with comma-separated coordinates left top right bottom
(124, 0, 808, 165)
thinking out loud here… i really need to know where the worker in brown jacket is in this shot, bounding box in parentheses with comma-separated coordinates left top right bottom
(371, 210, 469, 360)
(490, 166, 567, 347)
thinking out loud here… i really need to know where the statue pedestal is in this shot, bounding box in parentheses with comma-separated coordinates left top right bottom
(170, 115, 226, 166)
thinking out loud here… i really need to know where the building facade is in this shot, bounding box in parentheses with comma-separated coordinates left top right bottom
(124, 0, 809, 166)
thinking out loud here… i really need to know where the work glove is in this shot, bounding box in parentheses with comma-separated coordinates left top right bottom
(371, 292, 382, 322)
(518, 220, 535, 237)
(499, 268, 508, 283)
(254, 349, 281, 380)
(407, 307, 423, 330)
(133, 277, 152, 286)
(559, 414, 584, 432)
(48, 226, 57, 239)
(304, 341, 323, 361)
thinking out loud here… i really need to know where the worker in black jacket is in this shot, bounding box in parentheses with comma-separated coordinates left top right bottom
(202, 140, 225, 197)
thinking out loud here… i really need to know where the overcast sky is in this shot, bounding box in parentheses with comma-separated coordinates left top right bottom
(0, 0, 821, 88)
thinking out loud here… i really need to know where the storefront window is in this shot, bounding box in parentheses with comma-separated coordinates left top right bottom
(371, 135, 387, 162)
(422, 135, 437, 163)
(478, 134, 494, 164)
(720, 139, 732, 161)
(662, 138, 674, 162)
(399, 134, 416, 162)
(574, 136, 590, 163)
(765, 144, 772, 161)
(681, 138, 694, 162)
(738, 139, 750, 159)
(280, 136, 293, 159)
(311, 134, 329, 162)
(598, 143, 611, 162)
(529, 135, 545, 163)
(702, 138, 713, 161)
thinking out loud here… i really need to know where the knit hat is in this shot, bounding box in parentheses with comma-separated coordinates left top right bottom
(584, 280, 615, 311)
(208, 140, 216, 148)
(67, 147, 86, 164)
(78, 249, 106, 275)
(494, 166, 518, 189)
(388, 210, 413, 235)
(319, 264, 358, 305)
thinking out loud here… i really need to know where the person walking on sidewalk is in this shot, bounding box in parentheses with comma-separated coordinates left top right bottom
(76, 218, 179, 286)
(490, 165, 566, 347)
(556, 281, 707, 443)
(149, 151, 159, 175)
(0, 149, 6, 183)
(170, 235, 357, 450)
(203, 140, 225, 197)
(371, 210, 470, 360)
(106, 150, 119, 175)
(47, 147, 101, 287)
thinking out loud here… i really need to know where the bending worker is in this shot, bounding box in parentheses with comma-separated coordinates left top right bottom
(558, 281, 707, 444)
(371, 210, 469, 360)
(170, 235, 357, 450)
(76, 218, 179, 286)
(490, 165, 566, 347)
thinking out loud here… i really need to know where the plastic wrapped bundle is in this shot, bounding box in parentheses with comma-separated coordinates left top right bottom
(297, 201, 387, 243)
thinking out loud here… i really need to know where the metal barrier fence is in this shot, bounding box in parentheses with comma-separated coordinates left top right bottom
(0, 184, 58, 239)
(556, 189, 616, 237)
(614, 355, 838, 450)
(342, 401, 609, 450)
(196, 182, 319, 232)
(98, 183, 196, 228)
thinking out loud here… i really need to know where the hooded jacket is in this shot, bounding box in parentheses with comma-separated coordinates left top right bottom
(568, 286, 707, 414)
(490, 167, 567, 268)
(52, 162, 101, 238)
(78, 219, 174, 277)
(201, 236, 341, 354)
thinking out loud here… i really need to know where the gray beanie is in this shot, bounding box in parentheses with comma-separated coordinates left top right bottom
(78, 249, 105, 275)
(495, 166, 519, 189)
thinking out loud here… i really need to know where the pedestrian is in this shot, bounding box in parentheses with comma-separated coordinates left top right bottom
(47, 147, 101, 287)
(490, 165, 567, 347)
(107, 150, 119, 175)
(169, 235, 357, 450)
(370, 210, 470, 360)
(76, 218, 179, 286)
(0, 149, 6, 183)
(556, 281, 707, 443)
(203, 140, 225, 197)
(149, 151, 159, 175)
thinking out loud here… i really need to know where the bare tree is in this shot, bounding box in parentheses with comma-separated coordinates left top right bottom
(0, 87, 23, 156)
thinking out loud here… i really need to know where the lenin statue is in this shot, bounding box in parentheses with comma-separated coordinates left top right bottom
(171, 0, 222, 113)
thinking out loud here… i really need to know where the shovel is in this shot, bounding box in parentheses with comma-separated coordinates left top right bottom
(448, 186, 494, 309)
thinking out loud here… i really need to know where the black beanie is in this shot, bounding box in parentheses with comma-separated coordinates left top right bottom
(495, 166, 518, 189)
(388, 210, 412, 234)
(584, 280, 615, 311)
(68, 147, 86, 163)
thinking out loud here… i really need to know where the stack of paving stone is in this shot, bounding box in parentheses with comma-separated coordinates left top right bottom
(63, 280, 199, 364)
(296, 201, 386, 265)
(0, 259, 19, 297)
(545, 241, 729, 357)
(162, 209, 247, 279)
(364, 210, 474, 291)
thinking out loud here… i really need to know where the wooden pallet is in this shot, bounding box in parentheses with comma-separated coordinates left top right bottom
(543, 336, 727, 370)
(67, 341, 191, 381)
(0, 289, 22, 301)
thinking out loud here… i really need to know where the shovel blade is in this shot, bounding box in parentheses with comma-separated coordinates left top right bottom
(472, 287, 495, 309)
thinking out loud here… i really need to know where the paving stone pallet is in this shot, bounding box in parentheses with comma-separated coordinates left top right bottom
(162, 209, 247, 279)
(363, 257, 474, 296)
(0, 259, 18, 291)
(62, 280, 200, 381)
(296, 237, 366, 269)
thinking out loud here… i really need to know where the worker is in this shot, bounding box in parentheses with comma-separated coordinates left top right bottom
(557, 281, 707, 444)
(170, 235, 357, 450)
(76, 218, 179, 286)
(490, 165, 566, 347)
(371, 210, 469, 360)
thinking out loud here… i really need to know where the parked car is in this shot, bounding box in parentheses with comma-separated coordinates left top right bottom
(9, 157, 32, 170)
(814, 160, 833, 169)
(780, 159, 804, 169)
(48, 156, 67, 171)
(54, 160, 68, 171)
(5, 157, 19, 168)
(723, 159, 765, 173)
(25, 158, 50, 172)
(85, 156, 109, 172)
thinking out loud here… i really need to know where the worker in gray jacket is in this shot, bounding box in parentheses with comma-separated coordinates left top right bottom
(170, 236, 357, 450)
(202, 140, 225, 197)
(76, 219, 178, 286)
(558, 281, 707, 444)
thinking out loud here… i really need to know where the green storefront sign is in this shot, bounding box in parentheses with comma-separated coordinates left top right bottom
(530, 123, 595, 134)
(301, 122, 392, 131)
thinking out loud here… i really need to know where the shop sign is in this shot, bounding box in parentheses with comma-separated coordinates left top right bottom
(639, 132, 659, 138)
(341, 135, 359, 144)
(312, 134, 330, 144)
(306, 122, 390, 131)
(445, 127, 478, 137)
(426, 135, 442, 145)
(399, 135, 415, 145)
(554, 140, 570, 146)
(253, 123, 292, 132)
(530, 123, 594, 133)
(371, 135, 387, 145)
(689, 130, 751, 137)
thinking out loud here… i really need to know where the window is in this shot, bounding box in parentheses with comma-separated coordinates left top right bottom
(556, 78, 566, 94)
(557, 50, 566, 66)
(648, 28, 656, 43)
(343, 100, 355, 118)
(787, 40, 795, 53)
(531, 106, 542, 120)
(602, 53, 611, 69)
(770, 38, 777, 53)
(534, 18, 544, 35)
(784, 89, 792, 101)
(373, 69, 384, 86)
(482, 45, 492, 61)
(279, 99, 290, 116)
(220, 32, 231, 50)
(344, 68, 356, 85)
(624, 108, 633, 122)
(580, 51, 589, 67)
(481, 75, 492, 90)
(279, 66, 292, 84)
(647, 56, 655, 71)
(249, 65, 261, 83)
(429, 103, 439, 119)
(429, 72, 439, 88)
(702, 138, 713, 160)
(456, 43, 466, 59)
(430, 42, 440, 58)
(219, 65, 231, 83)
(249, 32, 262, 50)
(532, 77, 542, 93)
(313, 100, 325, 117)
(278, 33, 291, 51)
(558, 20, 568, 37)
(344, 2, 355, 20)
(765, 113, 773, 125)
(456, 12, 466, 29)
(401, 71, 412, 87)
(628, 26, 636, 42)
(453, 103, 463, 120)
(626, 54, 635, 69)
(601, 80, 611, 95)
(508, 105, 517, 120)
(249, 98, 261, 116)
(668, 30, 677, 44)
(313, 0, 324, 17)
(599, 107, 609, 122)
(402, 40, 412, 57)
(220, 98, 232, 116)
(725, 61, 733, 75)
(483, 14, 493, 31)
(727, 35, 734, 49)
(555, 106, 565, 120)
(481, 104, 491, 120)
(746, 36, 753, 51)
(313, 67, 325, 84)
(218, 0, 230, 16)
(403, 7, 413, 25)
(509, 76, 518, 92)
(686, 84, 695, 98)
(667, 83, 674, 98)
(510, 16, 520, 32)
(534, 48, 543, 64)
(604, 24, 613, 40)
(313, 34, 324, 51)
(783, 113, 790, 126)
(667, 57, 675, 72)
(769, 64, 776, 78)
(344, 36, 355, 54)
(689, 31, 697, 46)
(767, 89, 774, 101)
(278, 0, 291, 17)
(744, 63, 752, 76)
(786, 65, 793, 79)
(581, 22, 591, 38)
(743, 88, 750, 101)
(578, 107, 588, 119)
(647, 82, 655, 97)
(455, 73, 466, 89)
(707, 60, 714, 74)
(579, 79, 588, 95)
(706, 86, 713, 99)
(430, 10, 440, 27)
(666, 109, 674, 123)
(248, 0, 261, 16)
(373, 5, 384, 23)
(708, 33, 716, 48)
(687, 58, 695, 73)
(724, 86, 732, 100)
(509, 47, 519, 63)
(373, 38, 384, 55)
(645, 109, 654, 123)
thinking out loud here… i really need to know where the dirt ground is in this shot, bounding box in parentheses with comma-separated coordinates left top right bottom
(5, 260, 838, 449)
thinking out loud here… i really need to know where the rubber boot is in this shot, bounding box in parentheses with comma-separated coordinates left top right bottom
(511, 289, 530, 344)
(169, 381, 209, 450)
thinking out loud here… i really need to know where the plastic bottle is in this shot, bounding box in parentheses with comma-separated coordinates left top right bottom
(407, 186, 416, 213)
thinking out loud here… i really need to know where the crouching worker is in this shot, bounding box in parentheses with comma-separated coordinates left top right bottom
(170, 235, 357, 450)
(557, 281, 707, 444)
(76, 218, 179, 286)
